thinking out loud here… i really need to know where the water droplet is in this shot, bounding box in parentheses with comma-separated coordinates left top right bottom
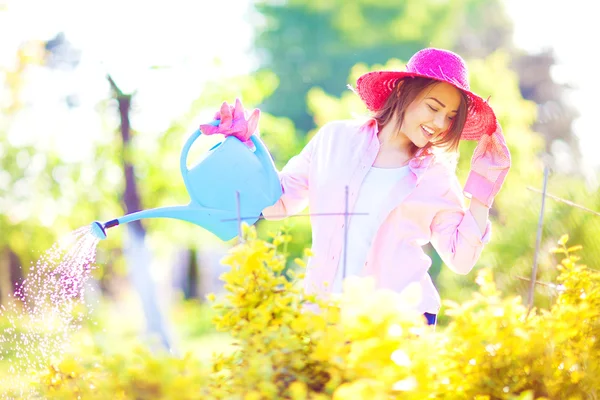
(0, 228, 100, 395)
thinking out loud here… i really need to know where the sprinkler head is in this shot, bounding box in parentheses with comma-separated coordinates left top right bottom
(90, 221, 107, 240)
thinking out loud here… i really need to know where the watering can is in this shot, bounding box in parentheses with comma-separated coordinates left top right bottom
(90, 120, 282, 241)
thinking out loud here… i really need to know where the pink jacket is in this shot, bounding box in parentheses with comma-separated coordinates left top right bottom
(262, 118, 491, 313)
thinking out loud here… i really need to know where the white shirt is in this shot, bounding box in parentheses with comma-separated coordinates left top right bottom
(331, 165, 411, 293)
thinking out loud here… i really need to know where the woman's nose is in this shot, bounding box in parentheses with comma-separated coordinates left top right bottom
(433, 114, 449, 132)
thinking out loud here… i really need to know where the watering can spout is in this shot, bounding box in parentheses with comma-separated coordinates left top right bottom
(91, 204, 252, 241)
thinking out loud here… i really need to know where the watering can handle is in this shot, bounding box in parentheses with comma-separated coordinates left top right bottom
(180, 120, 220, 191)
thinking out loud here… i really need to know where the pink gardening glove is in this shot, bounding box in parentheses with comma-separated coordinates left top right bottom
(463, 121, 511, 208)
(199, 98, 260, 148)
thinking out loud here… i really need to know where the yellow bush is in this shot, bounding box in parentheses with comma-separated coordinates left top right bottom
(36, 228, 599, 399)
(37, 347, 209, 399)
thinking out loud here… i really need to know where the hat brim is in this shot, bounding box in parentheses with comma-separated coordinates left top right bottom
(355, 71, 497, 141)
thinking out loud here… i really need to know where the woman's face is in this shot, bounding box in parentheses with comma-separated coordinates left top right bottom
(398, 82, 462, 148)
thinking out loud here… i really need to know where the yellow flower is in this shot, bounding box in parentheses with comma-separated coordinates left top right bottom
(288, 381, 308, 400)
(244, 390, 262, 400)
(333, 379, 387, 400)
(58, 356, 83, 378)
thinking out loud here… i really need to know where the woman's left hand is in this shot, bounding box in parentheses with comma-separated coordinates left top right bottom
(463, 122, 511, 208)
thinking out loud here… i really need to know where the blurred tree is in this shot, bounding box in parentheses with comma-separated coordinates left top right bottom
(253, 0, 582, 174)
(452, 2, 582, 174)
(511, 50, 581, 174)
(0, 40, 59, 304)
(0, 40, 126, 304)
(44, 32, 81, 71)
(43, 32, 83, 109)
(105, 75, 172, 350)
(253, 0, 491, 133)
(452, 0, 514, 57)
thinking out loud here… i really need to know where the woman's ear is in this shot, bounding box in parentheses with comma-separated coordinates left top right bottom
(395, 79, 405, 98)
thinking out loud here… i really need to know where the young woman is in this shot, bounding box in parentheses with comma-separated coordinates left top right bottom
(203, 48, 511, 325)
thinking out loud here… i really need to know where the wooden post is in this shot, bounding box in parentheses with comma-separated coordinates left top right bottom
(527, 166, 550, 316)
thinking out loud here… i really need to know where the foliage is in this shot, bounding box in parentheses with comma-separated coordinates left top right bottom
(0, 41, 119, 275)
(0, 39, 305, 298)
(33, 227, 599, 399)
(252, 0, 507, 132)
(171, 299, 217, 338)
(37, 347, 209, 400)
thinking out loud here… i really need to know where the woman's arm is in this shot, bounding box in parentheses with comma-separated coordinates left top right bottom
(469, 197, 490, 235)
(432, 120, 511, 273)
(261, 132, 320, 221)
(429, 178, 492, 275)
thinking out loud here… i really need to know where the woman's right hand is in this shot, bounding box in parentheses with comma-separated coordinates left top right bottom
(199, 98, 260, 146)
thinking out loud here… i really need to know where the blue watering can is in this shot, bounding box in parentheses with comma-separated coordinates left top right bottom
(90, 120, 282, 241)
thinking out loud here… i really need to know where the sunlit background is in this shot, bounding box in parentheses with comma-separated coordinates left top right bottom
(3, 0, 598, 167)
(1, 0, 599, 397)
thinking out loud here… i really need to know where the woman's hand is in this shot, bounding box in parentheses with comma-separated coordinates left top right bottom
(463, 121, 511, 208)
(199, 98, 260, 146)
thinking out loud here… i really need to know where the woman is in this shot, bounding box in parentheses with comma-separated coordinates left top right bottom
(202, 48, 511, 325)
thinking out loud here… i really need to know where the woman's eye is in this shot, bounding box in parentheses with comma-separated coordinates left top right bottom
(428, 104, 438, 112)
(448, 116, 454, 121)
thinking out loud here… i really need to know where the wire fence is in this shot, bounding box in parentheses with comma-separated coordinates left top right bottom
(523, 168, 600, 311)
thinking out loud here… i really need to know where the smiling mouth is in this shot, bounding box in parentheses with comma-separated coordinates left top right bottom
(421, 125, 435, 138)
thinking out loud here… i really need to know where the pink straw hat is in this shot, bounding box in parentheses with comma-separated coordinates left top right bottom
(355, 48, 497, 141)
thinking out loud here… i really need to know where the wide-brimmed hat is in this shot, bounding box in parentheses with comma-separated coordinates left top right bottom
(355, 48, 497, 141)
